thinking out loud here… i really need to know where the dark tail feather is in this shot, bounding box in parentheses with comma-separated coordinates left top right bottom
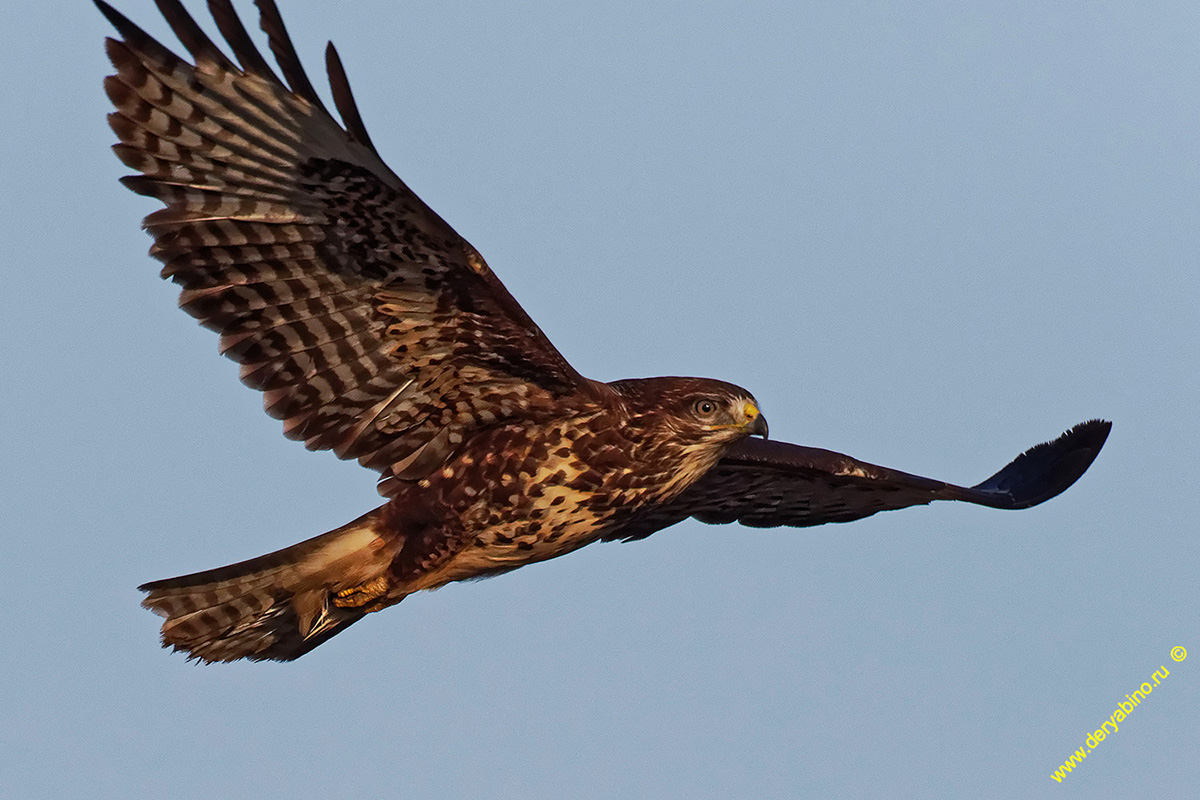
(140, 506, 396, 662)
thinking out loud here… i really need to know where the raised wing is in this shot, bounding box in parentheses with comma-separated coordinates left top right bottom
(610, 420, 1111, 541)
(98, 0, 598, 493)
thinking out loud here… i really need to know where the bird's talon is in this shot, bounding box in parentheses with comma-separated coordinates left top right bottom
(332, 576, 389, 608)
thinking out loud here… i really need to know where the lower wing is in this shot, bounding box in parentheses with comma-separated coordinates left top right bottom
(610, 419, 1111, 540)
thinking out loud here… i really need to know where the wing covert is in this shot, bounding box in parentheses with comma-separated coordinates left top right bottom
(99, 0, 596, 493)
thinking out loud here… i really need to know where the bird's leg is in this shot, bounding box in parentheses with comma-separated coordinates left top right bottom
(332, 575, 390, 608)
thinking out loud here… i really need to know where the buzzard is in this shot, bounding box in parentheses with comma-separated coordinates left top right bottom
(98, 0, 1110, 663)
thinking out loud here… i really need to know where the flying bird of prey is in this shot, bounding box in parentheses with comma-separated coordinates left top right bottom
(97, 0, 1110, 663)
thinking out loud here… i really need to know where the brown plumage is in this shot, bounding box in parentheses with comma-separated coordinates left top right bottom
(98, 0, 1111, 663)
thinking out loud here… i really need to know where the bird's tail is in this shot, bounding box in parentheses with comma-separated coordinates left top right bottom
(139, 506, 398, 663)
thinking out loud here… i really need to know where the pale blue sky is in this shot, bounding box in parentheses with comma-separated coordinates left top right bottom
(2, 1, 1197, 797)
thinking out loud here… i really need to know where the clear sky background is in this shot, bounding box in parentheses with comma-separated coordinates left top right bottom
(2, 1, 1196, 797)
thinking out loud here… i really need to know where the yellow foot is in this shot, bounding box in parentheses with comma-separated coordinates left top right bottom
(332, 575, 390, 609)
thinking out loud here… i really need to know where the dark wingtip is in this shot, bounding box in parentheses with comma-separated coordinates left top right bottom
(94, 0, 146, 42)
(968, 419, 1112, 509)
(254, 0, 331, 115)
(93, 0, 121, 26)
(325, 41, 378, 155)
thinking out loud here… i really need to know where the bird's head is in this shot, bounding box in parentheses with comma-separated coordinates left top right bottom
(608, 376, 767, 496)
(610, 376, 768, 445)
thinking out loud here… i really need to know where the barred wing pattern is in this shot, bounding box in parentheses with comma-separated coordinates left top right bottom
(611, 420, 1111, 540)
(99, 0, 593, 494)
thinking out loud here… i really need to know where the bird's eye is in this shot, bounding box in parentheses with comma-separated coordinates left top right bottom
(693, 398, 718, 417)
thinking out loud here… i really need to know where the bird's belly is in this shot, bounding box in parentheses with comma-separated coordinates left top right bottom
(406, 497, 619, 591)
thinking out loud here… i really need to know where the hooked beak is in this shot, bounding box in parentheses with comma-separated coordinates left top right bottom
(743, 403, 769, 439)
